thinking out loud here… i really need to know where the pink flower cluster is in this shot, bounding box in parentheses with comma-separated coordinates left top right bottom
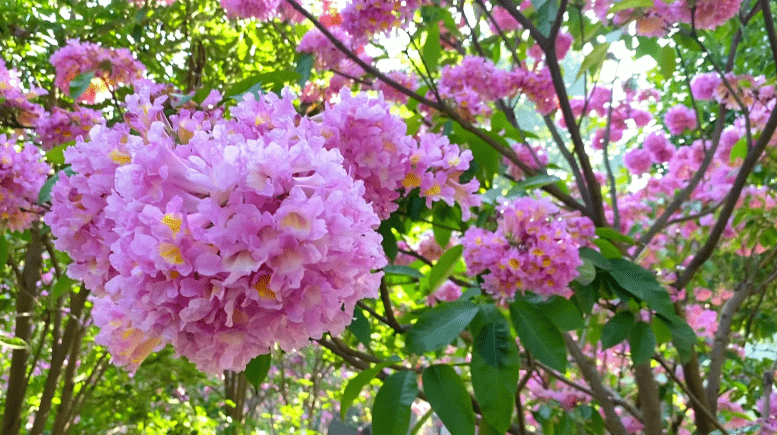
(439, 56, 515, 116)
(505, 143, 548, 179)
(298, 27, 357, 69)
(0, 59, 45, 127)
(462, 196, 593, 300)
(46, 87, 387, 373)
(438, 56, 559, 116)
(488, 5, 521, 32)
(49, 39, 145, 103)
(0, 135, 50, 231)
(320, 90, 480, 220)
(664, 104, 697, 135)
(34, 106, 103, 150)
(374, 70, 419, 104)
(220, 0, 280, 20)
(340, 0, 422, 38)
(594, 0, 742, 33)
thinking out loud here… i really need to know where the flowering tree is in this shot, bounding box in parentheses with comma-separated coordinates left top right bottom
(1, 0, 777, 434)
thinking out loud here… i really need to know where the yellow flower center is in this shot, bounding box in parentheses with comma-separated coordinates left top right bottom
(253, 274, 276, 299)
(158, 243, 184, 265)
(162, 214, 182, 234)
(109, 149, 131, 165)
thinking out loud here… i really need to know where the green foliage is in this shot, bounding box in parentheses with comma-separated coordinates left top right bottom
(372, 371, 418, 435)
(422, 365, 475, 435)
(405, 299, 477, 354)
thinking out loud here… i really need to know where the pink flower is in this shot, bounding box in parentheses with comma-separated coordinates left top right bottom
(623, 148, 652, 175)
(341, 0, 422, 38)
(49, 39, 145, 103)
(220, 0, 280, 20)
(0, 59, 45, 127)
(489, 6, 521, 32)
(644, 131, 674, 163)
(463, 196, 591, 300)
(672, 0, 743, 30)
(664, 104, 697, 135)
(34, 106, 103, 150)
(0, 135, 50, 231)
(48, 87, 387, 374)
(690, 72, 722, 100)
(374, 71, 419, 104)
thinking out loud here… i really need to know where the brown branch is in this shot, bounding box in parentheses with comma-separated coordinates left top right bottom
(1, 225, 44, 435)
(283, 0, 587, 215)
(654, 354, 730, 435)
(761, 0, 777, 65)
(380, 278, 408, 333)
(562, 333, 629, 435)
(29, 286, 90, 435)
(673, 102, 777, 291)
(534, 359, 642, 420)
(634, 362, 663, 435)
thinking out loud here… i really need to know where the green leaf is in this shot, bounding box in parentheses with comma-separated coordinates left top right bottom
(244, 353, 271, 391)
(540, 296, 585, 331)
(226, 71, 300, 99)
(601, 311, 634, 349)
(0, 336, 28, 350)
(69, 71, 95, 100)
(657, 45, 676, 79)
(651, 317, 672, 345)
(629, 321, 656, 365)
(0, 237, 8, 268)
(609, 0, 653, 13)
(341, 357, 401, 420)
(378, 222, 398, 261)
(405, 300, 478, 354)
(636, 36, 661, 60)
(295, 52, 314, 87)
(383, 265, 424, 279)
(348, 306, 371, 346)
(534, 0, 559, 36)
(372, 371, 418, 435)
(425, 244, 463, 293)
(422, 365, 476, 435)
(595, 227, 635, 245)
(452, 124, 500, 187)
(576, 43, 610, 81)
(510, 300, 567, 372)
(666, 318, 696, 363)
(45, 141, 75, 165)
(514, 175, 562, 191)
(51, 276, 76, 301)
(579, 247, 612, 270)
(422, 23, 441, 71)
(432, 202, 457, 247)
(38, 173, 61, 205)
(593, 238, 622, 259)
(729, 136, 747, 161)
(607, 259, 675, 318)
(576, 259, 596, 285)
(470, 311, 519, 434)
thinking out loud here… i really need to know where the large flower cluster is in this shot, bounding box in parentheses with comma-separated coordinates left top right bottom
(35, 106, 103, 150)
(46, 87, 386, 373)
(220, 0, 280, 20)
(320, 90, 480, 219)
(0, 135, 50, 231)
(49, 39, 145, 103)
(0, 59, 45, 127)
(462, 196, 593, 300)
(340, 0, 422, 38)
(593, 0, 742, 32)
